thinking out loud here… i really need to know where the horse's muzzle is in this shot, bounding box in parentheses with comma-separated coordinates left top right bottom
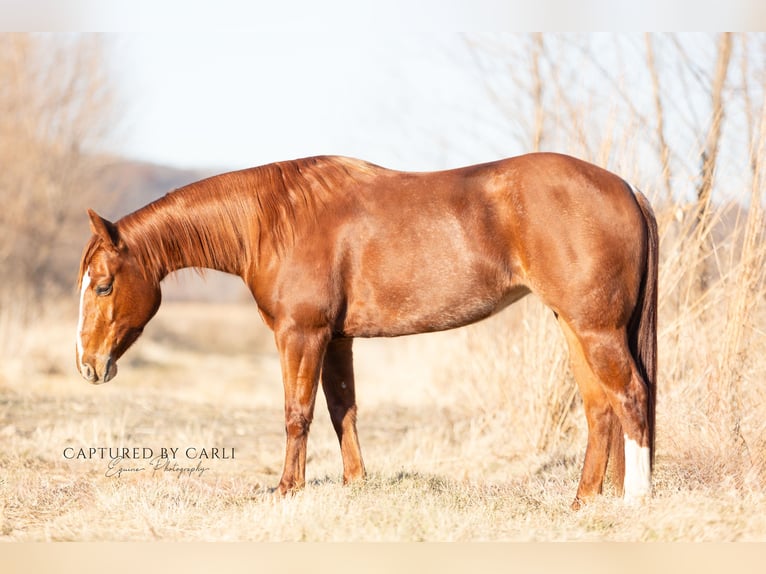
(80, 356, 118, 384)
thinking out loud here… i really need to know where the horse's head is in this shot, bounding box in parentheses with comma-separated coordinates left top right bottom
(76, 209, 161, 384)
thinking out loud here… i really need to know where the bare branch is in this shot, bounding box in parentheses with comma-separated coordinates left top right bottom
(645, 33, 673, 203)
(694, 32, 734, 293)
(530, 33, 544, 152)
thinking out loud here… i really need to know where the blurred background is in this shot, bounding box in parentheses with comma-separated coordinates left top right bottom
(1, 30, 765, 540)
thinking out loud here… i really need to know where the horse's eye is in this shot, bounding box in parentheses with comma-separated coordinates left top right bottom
(95, 283, 113, 297)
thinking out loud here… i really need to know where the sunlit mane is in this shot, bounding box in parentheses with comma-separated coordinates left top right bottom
(77, 156, 381, 285)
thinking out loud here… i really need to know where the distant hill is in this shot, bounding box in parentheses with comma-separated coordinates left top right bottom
(93, 158, 216, 219)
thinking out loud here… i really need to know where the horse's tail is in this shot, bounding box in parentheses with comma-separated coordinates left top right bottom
(629, 186, 658, 469)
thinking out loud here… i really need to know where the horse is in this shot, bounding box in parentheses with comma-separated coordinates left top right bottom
(76, 152, 657, 509)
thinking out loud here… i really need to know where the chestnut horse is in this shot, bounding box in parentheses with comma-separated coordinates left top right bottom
(76, 153, 657, 508)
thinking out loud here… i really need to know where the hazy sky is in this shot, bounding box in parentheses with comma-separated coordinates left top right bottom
(81, 0, 766, 174)
(5, 2, 764, 174)
(105, 31, 502, 172)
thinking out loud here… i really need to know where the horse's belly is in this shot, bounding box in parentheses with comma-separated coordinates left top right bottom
(340, 273, 527, 338)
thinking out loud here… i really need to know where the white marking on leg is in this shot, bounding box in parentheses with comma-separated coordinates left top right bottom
(623, 434, 651, 504)
(76, 269, 91, 369)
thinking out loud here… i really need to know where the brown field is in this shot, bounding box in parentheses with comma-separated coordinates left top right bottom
(2, 259, 765, 541)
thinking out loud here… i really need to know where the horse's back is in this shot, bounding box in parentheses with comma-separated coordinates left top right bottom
(266, 153, 647, 338)
(328, 154, 642, 337)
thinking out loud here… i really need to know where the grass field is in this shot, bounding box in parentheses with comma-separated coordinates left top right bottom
(2, 271, 765, 541)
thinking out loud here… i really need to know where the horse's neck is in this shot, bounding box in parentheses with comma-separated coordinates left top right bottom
(118, 158, 352, 282)
(119, 182, 253, 281)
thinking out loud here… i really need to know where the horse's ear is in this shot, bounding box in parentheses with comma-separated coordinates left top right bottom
(87, 209, 119, 249)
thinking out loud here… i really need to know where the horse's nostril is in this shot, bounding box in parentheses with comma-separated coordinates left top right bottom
(82, 362, 97, 382)
(103, 356, 117, 383)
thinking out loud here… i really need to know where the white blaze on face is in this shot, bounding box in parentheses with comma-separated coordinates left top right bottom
(623, 434, 651, 504)
(76, 268, 91, 369)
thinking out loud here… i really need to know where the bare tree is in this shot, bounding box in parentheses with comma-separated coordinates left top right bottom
(694, 32, 734, 292)
(0, 34, 114, 349)
(464, 34, 555, 154)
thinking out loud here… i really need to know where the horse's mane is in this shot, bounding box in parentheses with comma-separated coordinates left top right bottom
(247, 156, 378, 254)
(78, 156, 380, 286)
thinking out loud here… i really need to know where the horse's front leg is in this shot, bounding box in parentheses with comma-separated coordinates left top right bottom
(274, 322, 330, 495)
(321, 338, 365, 484)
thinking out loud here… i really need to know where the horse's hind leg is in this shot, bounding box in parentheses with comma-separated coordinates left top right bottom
(321, 338, 365, 484)
(561, 320, 648, 507)
(560, 319, 623, 508)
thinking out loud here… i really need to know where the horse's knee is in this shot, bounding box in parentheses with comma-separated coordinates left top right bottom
(285, 410, 312, 437)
